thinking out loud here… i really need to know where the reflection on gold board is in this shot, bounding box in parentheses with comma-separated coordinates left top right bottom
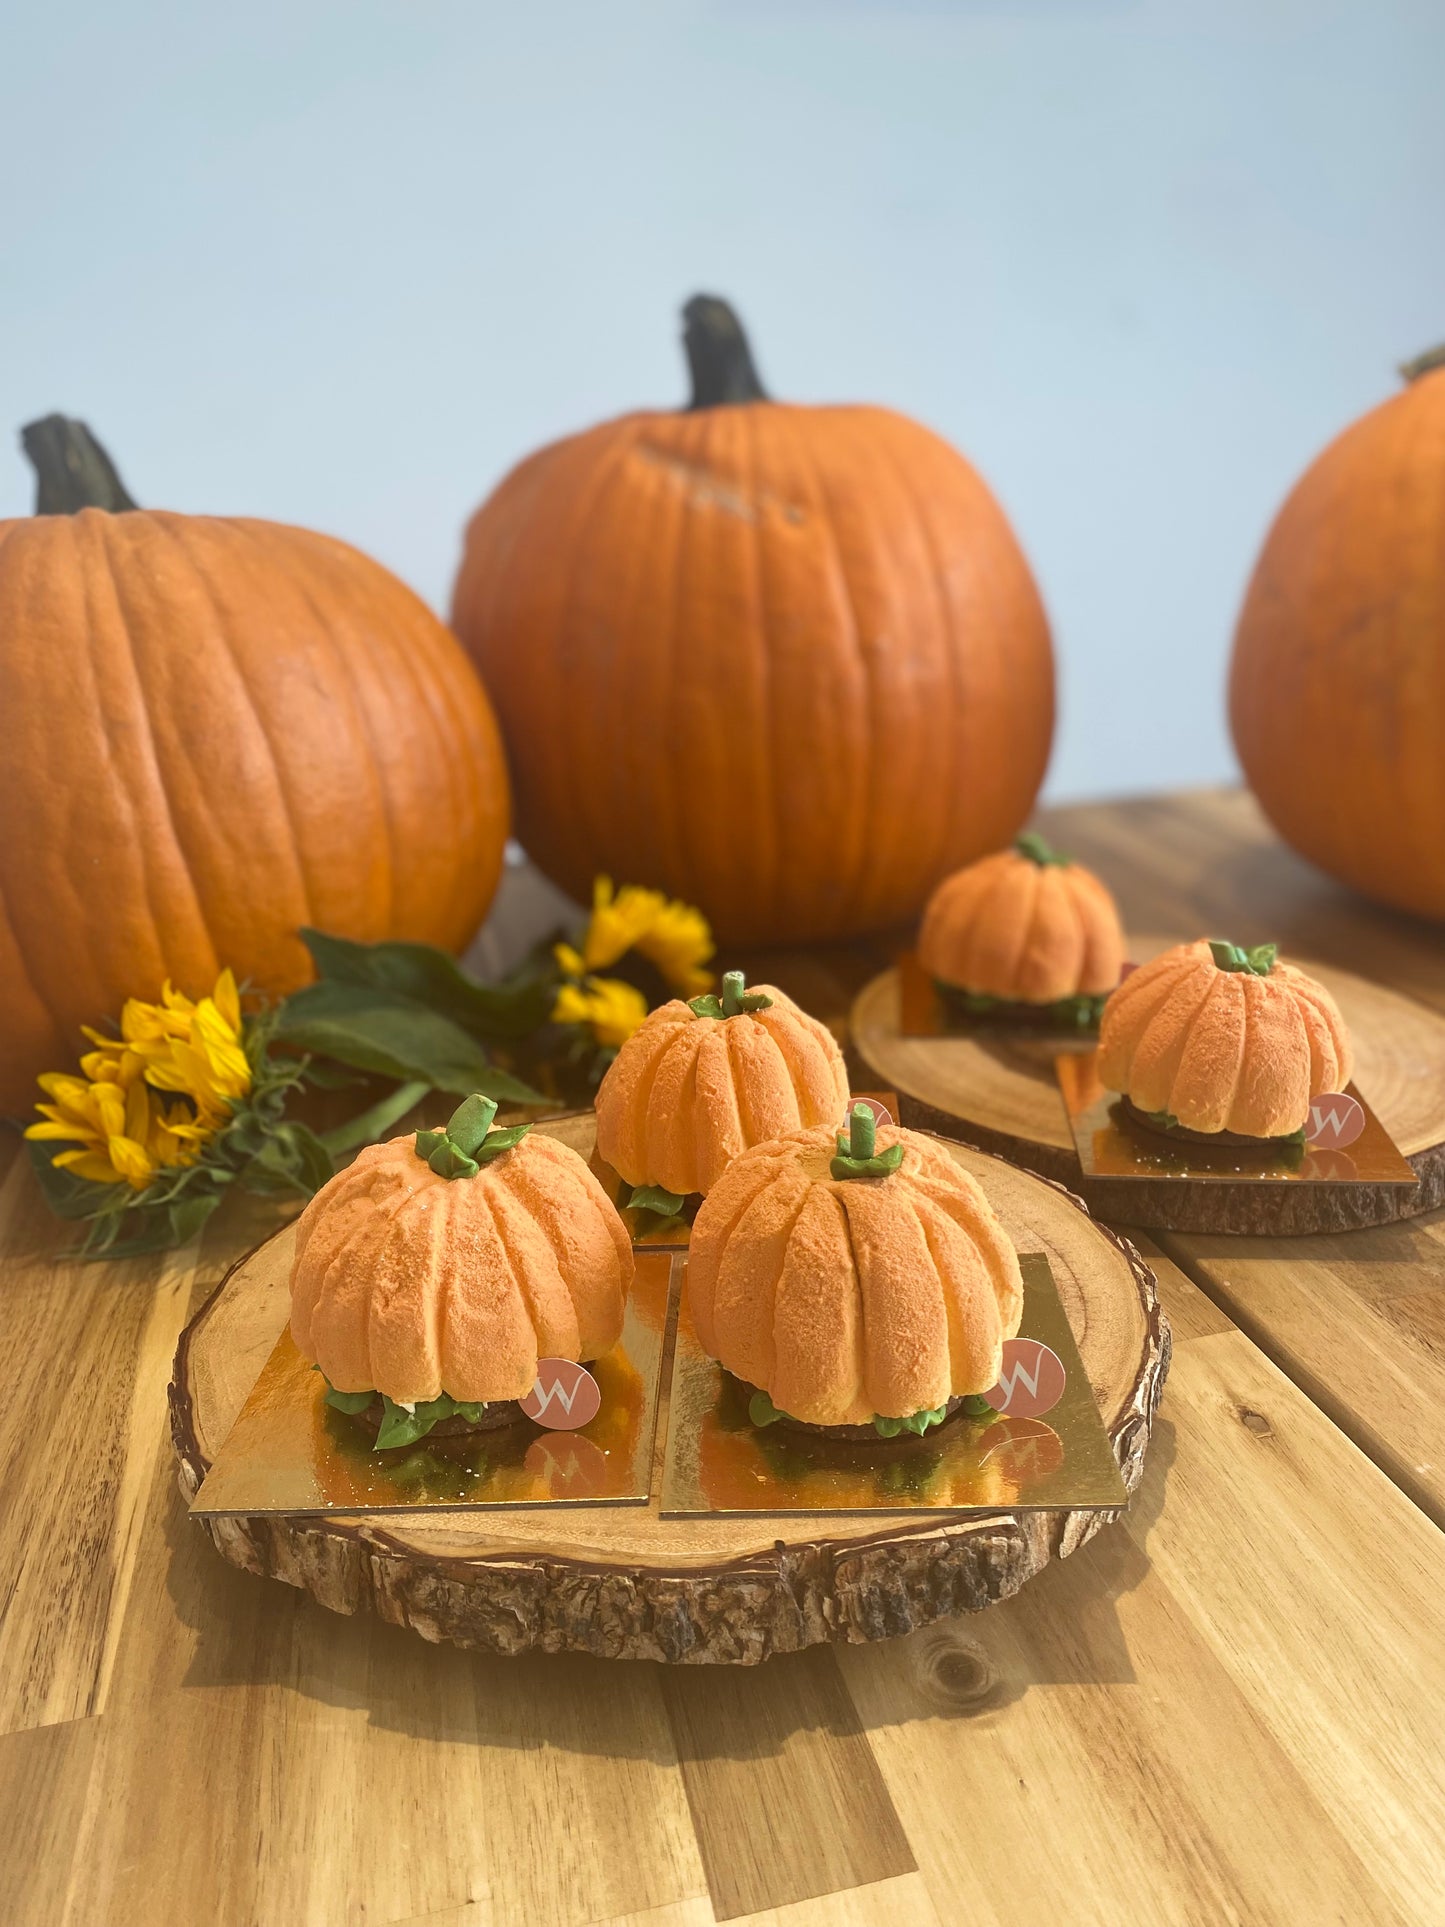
(659, 1253, 1127, 1517)
(191, 1252, 676, 1516)
(1056, 1052, 1418, 1187)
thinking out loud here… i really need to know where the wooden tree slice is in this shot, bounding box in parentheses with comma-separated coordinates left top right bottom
(851, 945, 1445, 1235)
(169, 1116, 1169, 1666)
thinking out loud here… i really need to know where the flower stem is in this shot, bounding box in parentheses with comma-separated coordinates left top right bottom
(319, 1079, 430, 1156)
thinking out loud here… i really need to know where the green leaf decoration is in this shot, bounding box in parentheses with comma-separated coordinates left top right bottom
(1014, 830, 1071, 867)
(427, 1139, 479, 1180)
(627, 1183, 688, 1218)
(961, 1393, 996, 1417)
(689, 969, 773, 1021)
(414, 1092, 534, 1180)
(935, 983, 1107, 1029)
(1142, 1109, 1181, 1130)
(372, 1390, 488, 1450)
(299, 928, 557, 1043)
(748, 1389, 785, 1428)
(1208, 939, 1278, 977)
(323, 1384, 375, 1416)
(830, 1101, 905, 1181)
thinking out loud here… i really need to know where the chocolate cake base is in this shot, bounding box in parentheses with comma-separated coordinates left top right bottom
(742, 1386, 978, 1443)
(350, 1397, 527, 1445)
(1119, 1097, 1302, 1150)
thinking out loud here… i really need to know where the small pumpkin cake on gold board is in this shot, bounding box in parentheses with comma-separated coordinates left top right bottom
(1097, 938, 1354, 1144)
(290, 1095, 633, 1449)
(918, 833, 1125, 1028)
(687, 1103, 1024, 1439)
(595, 969, 849, 1202)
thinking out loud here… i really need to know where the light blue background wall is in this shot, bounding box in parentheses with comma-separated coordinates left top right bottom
(4, 0, 1442, 802)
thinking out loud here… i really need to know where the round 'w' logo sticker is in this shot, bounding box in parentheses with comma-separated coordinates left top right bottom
(1304, 1092, 1365, 1151)
(982, 1339, 1067, 1418)
(521, 1358, 602, 1430)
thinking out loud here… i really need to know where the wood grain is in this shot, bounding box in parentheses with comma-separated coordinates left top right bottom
(839, 1243, 1445, 1926)
(170, 1116, 1168, 1664)
(6, 790, 1445, 1927)
(660, 1647, 913, 1919)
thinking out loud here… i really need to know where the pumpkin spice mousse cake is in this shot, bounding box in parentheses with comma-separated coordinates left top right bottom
(289, 1094, 633, 1450)
(1097, 938, 1354, 1146)
(918, 833, 1125, 1029)
(594, 969, 850, 1205)
(687, 1103, 1024, 1441)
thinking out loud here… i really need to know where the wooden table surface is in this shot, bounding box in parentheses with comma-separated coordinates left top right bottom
(5, 787, 1445, 1927)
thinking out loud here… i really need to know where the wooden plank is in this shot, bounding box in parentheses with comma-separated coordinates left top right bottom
(16, 1425, 708, 1927)
(837, 1246, 1445, 1927)
(1155, 1215, 1445, 1528)
(659, 1647, 915, 1922)
(0, 1157, 199, 1735)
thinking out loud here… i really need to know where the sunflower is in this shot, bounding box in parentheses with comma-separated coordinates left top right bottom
(26, 969, 252, 1188)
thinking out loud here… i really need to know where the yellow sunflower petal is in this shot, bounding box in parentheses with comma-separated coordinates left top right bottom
(213, 968, 242, 1035)
(53, 1149, 128, 1184)
(553, 942, 587, 979)
(105, 1134, 156, 1188)
(25, 1118, 98, 1143)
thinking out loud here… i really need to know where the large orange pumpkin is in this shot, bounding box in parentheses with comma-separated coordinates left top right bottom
(452, 296, 1054, 943)
(0, 417, 511, 1110)
(1229, 347, 1445, 920)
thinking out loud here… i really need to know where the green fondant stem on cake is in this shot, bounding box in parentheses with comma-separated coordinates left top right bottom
(831, 1101, 905, 1181)
(689, 968, 773, 1021)
(1014, 830, 1070, 867)
(1208, 939, 1278, 977)
(414, 1091, 532, 1178)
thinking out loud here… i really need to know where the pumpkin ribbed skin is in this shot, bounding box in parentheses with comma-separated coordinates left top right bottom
(0, 507, 511, 1109)
(688, 1123, 1023, 1427)
(918, 847, 1124, 1000)
(290, 1130, 633, 1404)
(594, 986, 850, 1197)
(1097, 940, 1354, 1138)
(1229, 364, 1445, 920)
(452, 401, 1053, 943)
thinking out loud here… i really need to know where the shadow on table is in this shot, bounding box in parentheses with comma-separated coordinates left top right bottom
(162, 1411, 1173, 1763)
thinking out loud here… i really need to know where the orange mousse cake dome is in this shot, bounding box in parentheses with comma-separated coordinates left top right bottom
(918, 832, 1124, 1018)
(688, 1104, 1024, 1434)
(1097, 938, 1354, 1139)
(595, 969, 849, 1198)
(290, 1095, 633, 1411)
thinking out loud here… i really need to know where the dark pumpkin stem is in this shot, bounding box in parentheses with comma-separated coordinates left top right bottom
(683, 296, 769, 409)
(21, 415, 137, 514)
(1400, 342, 1445, 382)
(1014, 831, 1070, 868)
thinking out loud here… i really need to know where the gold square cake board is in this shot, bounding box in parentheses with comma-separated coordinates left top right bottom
(191, 1251, 675, 1517)
(659, 1253, 1127, 1517)
(1057, 1051, 1418, 1187)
